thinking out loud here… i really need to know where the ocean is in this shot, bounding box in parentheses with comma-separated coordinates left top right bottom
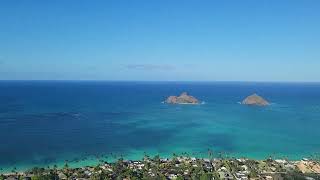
(1, 81, 320, 172)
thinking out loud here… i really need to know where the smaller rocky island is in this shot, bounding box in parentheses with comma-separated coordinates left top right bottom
(165, 92, 199, 104)
(242, 93, 270, 106)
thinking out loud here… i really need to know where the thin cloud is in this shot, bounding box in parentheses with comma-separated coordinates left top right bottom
(125, 64, 175, 71)
(0, 56, 6, 66)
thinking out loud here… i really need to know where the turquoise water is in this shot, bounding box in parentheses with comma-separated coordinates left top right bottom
(1, 81, 320, 172)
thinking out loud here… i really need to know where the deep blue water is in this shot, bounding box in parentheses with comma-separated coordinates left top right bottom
(1, 81, 320, 171)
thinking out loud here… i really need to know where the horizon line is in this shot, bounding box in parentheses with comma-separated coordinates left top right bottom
(0, 80, 320, 83)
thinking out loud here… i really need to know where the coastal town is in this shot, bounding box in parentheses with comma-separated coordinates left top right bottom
(2, 155, 320, 180)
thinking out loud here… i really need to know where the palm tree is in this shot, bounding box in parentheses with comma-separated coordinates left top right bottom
(11, 167, 17, 176)
(143, 152, 149, 161)
(63, 162, 72, 179)
(52, 165, 58, 180)
(207, 148, 213, 160)
(0, 174, 5, 180)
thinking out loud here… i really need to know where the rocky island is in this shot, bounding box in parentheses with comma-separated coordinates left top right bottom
(165, 92, 199, 104)
(242, 93, 270, 106)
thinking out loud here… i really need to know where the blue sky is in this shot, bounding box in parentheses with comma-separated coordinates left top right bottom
(0, 0, 320, 81)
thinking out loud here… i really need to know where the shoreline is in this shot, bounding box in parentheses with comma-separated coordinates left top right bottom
(0, 152, 315, 174)
(2, 156, 320, 179)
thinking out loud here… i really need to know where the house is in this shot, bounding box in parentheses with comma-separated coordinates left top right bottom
(264, 175, 273, 180)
